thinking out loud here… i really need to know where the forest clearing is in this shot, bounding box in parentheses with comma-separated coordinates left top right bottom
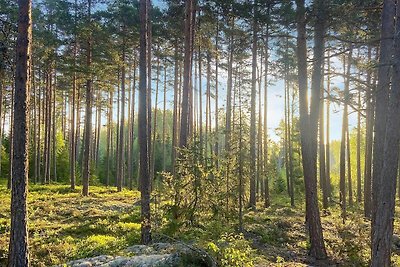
(2, 0, 400, 266)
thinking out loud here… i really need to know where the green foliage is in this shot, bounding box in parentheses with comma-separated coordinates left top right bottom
(78, 235, 123, 258)
(207, 233, 254, 267)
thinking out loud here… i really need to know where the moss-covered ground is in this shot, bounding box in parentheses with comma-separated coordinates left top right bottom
(1, 184, 400, 266)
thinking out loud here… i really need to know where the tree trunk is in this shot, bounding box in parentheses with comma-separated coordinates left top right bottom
(263, 18, 270, 208)
(117, 45, 126, 192)
(151, 55, 160, 182)
(106, 91, 112, 187)
(70, 9, 77, 189)
(8, 0, 31, 265)
(340, 48, 352, 218)
(319, 60, 328, 209)
(371, 0, 395, 237)
(347, 120, 353, 206)
(129, 58, 136, 189)
(214, 22, 219, 164)
(139, 0, 151, 245)
(162, 66, 167, 172)
(371, 1, 399, 265)
(364, 46, 373, 217)
(356, 89, 362, 203)
(172, 42, 179, 177)
(249, 1, 257, 210)
(52, 71, 56, 182)
(179, 0, 194, 149)
(82, 0, 92, 196)
(295, 0, 327, 259)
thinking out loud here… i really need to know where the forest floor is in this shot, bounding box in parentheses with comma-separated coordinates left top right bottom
(0, 183, 399, 267)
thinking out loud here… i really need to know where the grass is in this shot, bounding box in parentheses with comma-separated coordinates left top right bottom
(0, 183, 141, 267)
(1, 182, 400, 266)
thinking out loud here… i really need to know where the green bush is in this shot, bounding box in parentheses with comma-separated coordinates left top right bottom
(207, 233, 254, 267)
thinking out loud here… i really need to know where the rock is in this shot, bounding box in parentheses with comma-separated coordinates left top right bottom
(99, 256, 129, 267)
(123, 254, 172, 267)
(125, 245, 156, 255)
(57, 242, 216, 267)
(73, 261, 92, 267)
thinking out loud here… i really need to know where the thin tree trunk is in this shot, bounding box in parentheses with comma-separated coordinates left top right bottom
(162, 66, 167, 172)
(106, 91, 112, 186)
(364, 46, 373, 217)
(238, 71, 243, 233)
(347, 122, 353, 206)
(356, 89, 362, 203)
(129, 58, 136, 189)
(214, 21, 219, 163)
(249, 1, 257, 210)
(7, 82, 13, 188)
(171, 42, 179, 177)
(70, 7, 77, 188)
(52, 71, 56, 182)
(82, 0, 93, 196)
(117, 45, 126, 192)
(151, 55, 160, 182)
(263, 18, 270, 208)
(325, 53, 332, 202)
(139, 0, 151, 245)
(179, 0, 194, 149)
(319, 59, 328, 209)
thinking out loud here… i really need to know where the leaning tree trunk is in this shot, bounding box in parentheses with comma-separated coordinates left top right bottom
(8, 0, 31, 265)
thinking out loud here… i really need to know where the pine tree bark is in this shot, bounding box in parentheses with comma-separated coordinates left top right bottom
(356, 89, 362, 203)
(171, 41, 179, 177)
(263, 19, 270, 208)
(319, 62, 328, 209)
(214, 22, 219, 163)
(179, 0, 195, 148)
(340, 49, 352, 218)
(371, 1, 399, 265)
(106, 91, 112, 187)
(162, 66, 167, 172)
(70, 8, 77, 189)
(364, 46, 373, 218)
(82, 0, 93, 196)
(117, 44, 126, 192)
(347, 121, 353, 206)
(295, 0, 327, 259)
(371, 0, 395, 237)
(150, 55, 160, 181)
(129, 59, 136, 189)
(139, 0, 151, 245)
(8, 0, 31, 265)
(249, 1, 257, 210)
